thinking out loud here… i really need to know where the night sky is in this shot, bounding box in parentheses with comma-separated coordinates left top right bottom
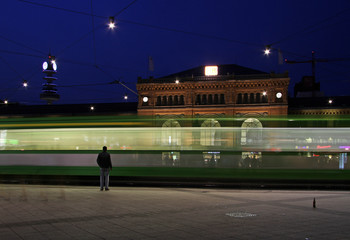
(1, 0, 350, 105)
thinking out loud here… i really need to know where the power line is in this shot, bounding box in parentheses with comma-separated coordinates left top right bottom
(46, 0, 138, 56)
(95, 66, 138, 95)
(59, 82, 110, 88)
(270, 7, 350, 46)
(0, 48, 145, 75)
(90, 0, 97, 66)
(0, 33, 46, 55)
(17, 0, 106, 18)
(17, 0, 261, 50)
(0, 55, 26, 81)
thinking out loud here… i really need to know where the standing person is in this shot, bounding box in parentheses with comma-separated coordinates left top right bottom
(97, 146, 112, 191)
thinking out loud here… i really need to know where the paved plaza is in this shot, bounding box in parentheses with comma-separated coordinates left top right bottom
(0, 184, 349, 239)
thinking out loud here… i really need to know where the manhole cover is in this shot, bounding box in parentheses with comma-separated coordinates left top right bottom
(226, 212, 257, 218)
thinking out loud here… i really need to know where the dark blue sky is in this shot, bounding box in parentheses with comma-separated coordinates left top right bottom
(1, 0, 350, 104)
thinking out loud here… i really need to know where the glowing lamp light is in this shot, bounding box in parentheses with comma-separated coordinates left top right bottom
(328, 99, 333, 104)
(108, 17, 116, 29)
(276, 92, 282, 98)
(264, 45, 271, 55)
(4, 100, 8, 104)
(90, 106, 94, 111)
(205, 66, 218, 76)
(264, 48, 271, 55)
(124, 95, 128, 100)
(23, 80, 28, 88)
(143, 96, 149, 103)
(175, 79, 179, 84)
(262, 91, 267, 96)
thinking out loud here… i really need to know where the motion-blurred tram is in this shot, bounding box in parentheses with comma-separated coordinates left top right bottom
(0, 115, 349, 172)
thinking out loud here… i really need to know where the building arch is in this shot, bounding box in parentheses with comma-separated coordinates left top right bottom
(161, 119, 181, 146)
(241, 118, 262, 168)
(200, 119, 221, 146)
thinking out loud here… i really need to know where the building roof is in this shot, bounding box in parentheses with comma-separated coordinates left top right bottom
(137, 64, 287, 84)
(162, 64, 268, 78)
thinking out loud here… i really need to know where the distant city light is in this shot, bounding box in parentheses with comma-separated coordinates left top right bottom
(124, 95, 128, 100)
(90, 106, 94, 111)
(4, 100, 8, 104)
(205, 66, 218, 76)
(23, 80, 28, 88)
(329, 99, 333, 104)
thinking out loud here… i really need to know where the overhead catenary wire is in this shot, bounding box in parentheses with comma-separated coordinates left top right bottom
(56, 0, 138, 56)
(0, 33, 46, 56)
(10, 0, 350, 104)
(17, 0, 106, 18)
(269, 7, 350, 46)
(0, 55, 27, 82)
(90, 0, 97, 66)
(0, 48, 145, 75)
(18, 0, 262, 51)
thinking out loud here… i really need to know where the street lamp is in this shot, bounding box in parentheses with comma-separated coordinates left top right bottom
(108, 17, 116, 29)
(264, 45, 271, 55)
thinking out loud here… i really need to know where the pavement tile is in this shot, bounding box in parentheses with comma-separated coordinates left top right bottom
(1, 185, 350, 239)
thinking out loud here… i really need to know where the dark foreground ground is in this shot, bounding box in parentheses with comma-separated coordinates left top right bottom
(0, 184, 350, 240)
(1, 167, 350, 190)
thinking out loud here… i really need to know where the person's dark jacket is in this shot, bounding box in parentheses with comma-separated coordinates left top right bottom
(97, 151, 112, 169)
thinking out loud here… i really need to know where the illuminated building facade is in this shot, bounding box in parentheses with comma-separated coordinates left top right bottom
(136, 64, 290, 118)
(137, 64, 290, 166)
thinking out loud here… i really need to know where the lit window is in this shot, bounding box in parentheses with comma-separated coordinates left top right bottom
(205, 66, 218, 76)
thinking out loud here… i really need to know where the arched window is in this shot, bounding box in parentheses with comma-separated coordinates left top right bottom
(208, 94, 213, 104)
(243, 93, 248, 104)
(174, 95, 179, 105)
(214, 94, 219, 104)
(237, 93, 242, 104)
(241, 118, 263, 168)
(220, 94, 225, 104)
(250, 93, 255, 103)
(200, 119, 221, 146)
(168, 96, 173, 106)
(180, 95, 184, 105)
(156, 96, 161, 106)
(241, 118, 262, 145)
(262, 94, 268, 103)
(162, 120, 181, 146)
(256, 93, 261, 103)
(202, 95, 207, 105)
(195, 95, 201, 105)
(162, 96, 167, 106)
